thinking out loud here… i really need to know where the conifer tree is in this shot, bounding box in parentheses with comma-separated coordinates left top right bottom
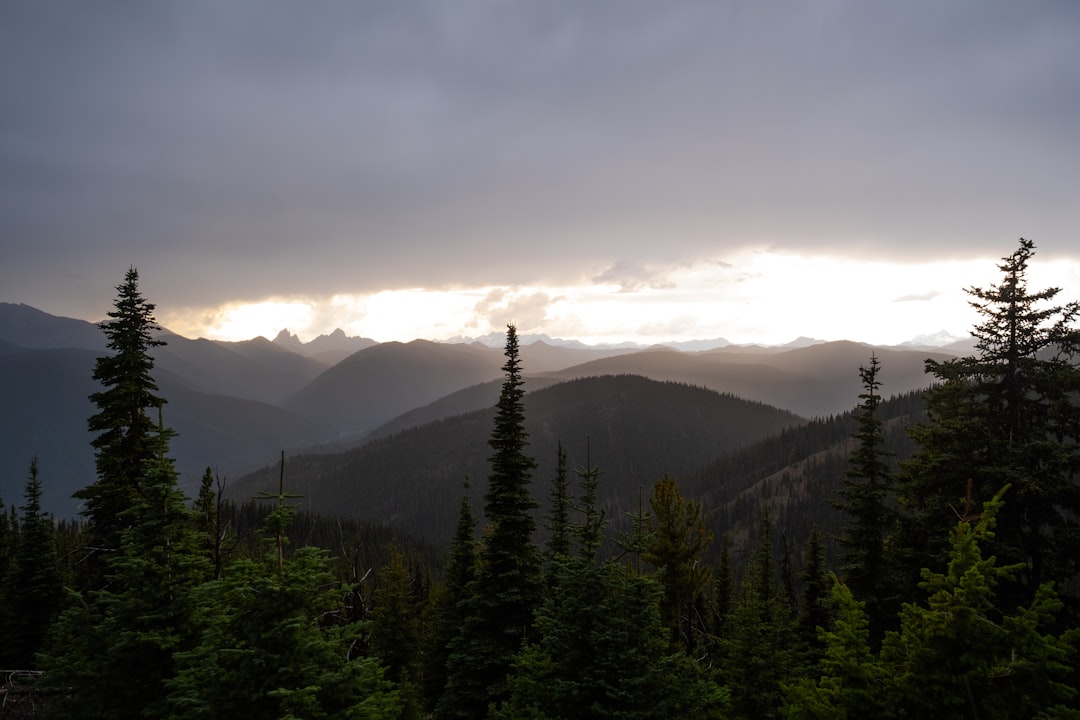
(833, 355, 896, 643)
(440, 324, 542, 718)
(42, 420, 208, 719)
(193, 466, 235, 580)
(425, 482, 477, 712)
(496, 559, 727, 720)
(369, 544, 425, 718)
(2, 458, 63, 669)
(0, 488, 11, 648)
(722, 514, 800, 720)
(168, 474, 401, 720)
(898, 238, 1080, 607)
(796, 527, 832, 661)
(643, 474, 713, 652)
(573, 439, 606, 563)
(545, 441, 571, 566)
(76, 267, 168, 569)
(784, 490, 1079, 719)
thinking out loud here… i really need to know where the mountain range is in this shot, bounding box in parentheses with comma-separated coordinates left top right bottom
(0, 301, 962, 530)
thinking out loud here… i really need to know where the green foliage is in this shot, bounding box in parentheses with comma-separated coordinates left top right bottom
(425, 483, 478, 711)
(42, 447, 208, 719)
(496, 557, 726, 720)
(545, 441, 571, 565)
(168, 546, 401, 720)
(573, 440, 607, 563)
(833, 354, 897, 643)
(784, 491, 1080, 719)
(721, 514, 801, 720)
(76, 267, 168, 562)
(369, 544, 425, 718)
(643, 475, 713, 652)
(782, 579, 891, 720)
(2, 458, 63, 669)
(796, 527, 832, 661)
(898, 239, 1080, 607)
(440, 324, 543, 718)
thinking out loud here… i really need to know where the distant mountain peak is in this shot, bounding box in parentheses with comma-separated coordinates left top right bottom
(900, 329, 970, 348)
(273, 329, 303, 348)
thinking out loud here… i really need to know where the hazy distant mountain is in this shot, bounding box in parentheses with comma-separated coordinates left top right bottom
(0, 302, 106, 351)
(153, 333, 328, 405)
(282, 339, 507, 438)
(542, 340, 952, 418)
(232, 375, 806, 547)
(272, 328, 379, 365)
(0, 344, 334, 517)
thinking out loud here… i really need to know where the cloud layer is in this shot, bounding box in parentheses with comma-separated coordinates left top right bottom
(2, 1, 1078, 334)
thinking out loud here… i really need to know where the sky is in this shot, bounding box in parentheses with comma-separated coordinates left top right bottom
(2, 1, 1079, 347)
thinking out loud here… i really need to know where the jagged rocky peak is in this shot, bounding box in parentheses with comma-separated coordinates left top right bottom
(273, 328, 303, 348)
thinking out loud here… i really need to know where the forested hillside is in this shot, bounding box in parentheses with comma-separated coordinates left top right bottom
(2, 240, 1079, 718)
(230, 373, 805, 547)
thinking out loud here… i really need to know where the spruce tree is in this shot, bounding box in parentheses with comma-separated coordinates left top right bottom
(833, 354, 896, 643)
(3, 458, 63, 669)
(722, 514, 799, 720)
(643, 474, 713, 652)
(439, 324, 542, 718)
(573, 439, 606, 563)
(796, 527, 832, 662)
(426, 482, 478, 712)
(898, 238, 1080, 608)
(76, 267, 168, 568)
(545, 441, 571, 565)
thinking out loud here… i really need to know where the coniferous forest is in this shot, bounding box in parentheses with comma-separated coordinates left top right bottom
(2, 238, 1080, 719)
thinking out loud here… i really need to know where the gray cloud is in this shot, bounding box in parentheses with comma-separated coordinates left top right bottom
(2, 1, 1079, 318)
(474, 288, 554, 334)
(593, 261, 677, 293)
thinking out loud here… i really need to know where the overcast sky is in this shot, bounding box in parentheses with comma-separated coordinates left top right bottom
(3, 1, 1078, 345)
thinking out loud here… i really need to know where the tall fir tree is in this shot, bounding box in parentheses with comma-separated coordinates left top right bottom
(544, 441, 572, 567)
(897, 238, 1080, 609)
(2, 458, 63, 669)
(722, 513, 800, 720)
(833, 355, 896, 644)
(796, 526, 832, 663)
(76, 267, 168, 569)
(572, 439, 606, 563)
(643, 474, 713, 652)
(426, 481, 478, 712)
(439, 324, 542, 719)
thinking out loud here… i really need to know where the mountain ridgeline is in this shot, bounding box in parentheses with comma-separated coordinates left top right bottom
(0, 300, 946, 531)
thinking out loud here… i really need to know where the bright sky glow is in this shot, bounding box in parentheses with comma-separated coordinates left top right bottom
(158, 250, 1080, 347)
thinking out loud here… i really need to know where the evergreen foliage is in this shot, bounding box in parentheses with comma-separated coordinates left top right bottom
(833, 354, 897, 643)
(545, 441, 571, 566)
(573, 440, 607, 563)
(42, 426, 208, 719)
(168, 545, 401, 719)
(76, 267, 168, 564)
(439, 324, 542, 718)
(495, 556, 727, 720)
(425, 482, 478, 712)
(2, 458, 63, 669)
(643, 474, 713, 652)
(785, 490, 1080, 719)
(721, 514, 801, 720)
(795, 527, 831, 662)
(898, 238, 1080, 607)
